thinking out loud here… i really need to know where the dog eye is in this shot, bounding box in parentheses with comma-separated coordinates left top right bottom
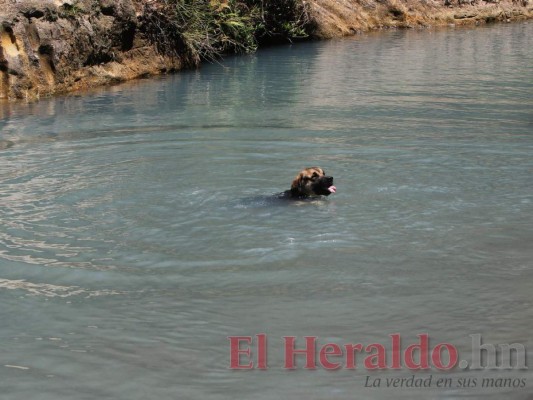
(312, 173, 319, 178)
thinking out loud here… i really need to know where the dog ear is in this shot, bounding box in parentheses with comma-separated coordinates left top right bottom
(290, 174, 303, 196)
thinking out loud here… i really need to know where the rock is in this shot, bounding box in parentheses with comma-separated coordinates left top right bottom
(0, 0, 192, 100)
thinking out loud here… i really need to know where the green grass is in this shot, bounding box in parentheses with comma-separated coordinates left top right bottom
(143, 0, 311, 63)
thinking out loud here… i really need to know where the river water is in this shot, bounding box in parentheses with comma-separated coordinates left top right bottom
(1, 22, 532, 400)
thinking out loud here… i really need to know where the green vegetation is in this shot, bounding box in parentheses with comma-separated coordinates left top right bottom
(59, 1, 83, 19)
(172, 0, 259, 59)
(142, 0, 311, 63)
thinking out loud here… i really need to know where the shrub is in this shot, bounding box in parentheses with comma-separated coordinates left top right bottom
(142, 0, 311, 62)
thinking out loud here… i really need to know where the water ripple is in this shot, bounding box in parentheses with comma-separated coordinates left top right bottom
(0, 279, 126, 298)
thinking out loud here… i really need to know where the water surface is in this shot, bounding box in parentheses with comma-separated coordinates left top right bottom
(1, 22, 532, 400)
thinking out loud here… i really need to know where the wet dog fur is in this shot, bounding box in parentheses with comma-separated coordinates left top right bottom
(281, 167, 336, 199)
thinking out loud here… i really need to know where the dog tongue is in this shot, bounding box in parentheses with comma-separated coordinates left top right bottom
(328, 185, 337, 193)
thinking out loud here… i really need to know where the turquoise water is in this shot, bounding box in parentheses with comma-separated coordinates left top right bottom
(1, 22, 532, 399)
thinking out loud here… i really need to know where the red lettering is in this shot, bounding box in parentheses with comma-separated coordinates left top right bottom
(319, 343, 342, 370)
(432, 343, 458, 370)
(228, 336, 253, 369)
(364, 343, 387, 369)
(390, 333, 401, 369)
(257, 333, 268, 369)
(284, 336, 317, 369)
(404, 333, 429, 370)
(345, 343, 363, 369)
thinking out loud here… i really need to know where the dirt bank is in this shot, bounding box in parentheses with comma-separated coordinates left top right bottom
(0, 0, 196, 101)
(1, 0, 531, 101)
(309, 0, 532, 38)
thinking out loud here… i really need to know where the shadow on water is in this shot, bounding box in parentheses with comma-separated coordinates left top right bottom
(233, 193, 332, 209)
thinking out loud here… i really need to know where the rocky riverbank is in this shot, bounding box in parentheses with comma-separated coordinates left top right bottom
(310, 0, 531, 37)
(1, 0, 531, 101)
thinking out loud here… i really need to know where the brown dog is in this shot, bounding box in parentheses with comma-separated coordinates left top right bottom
(283, 167, 336, 199)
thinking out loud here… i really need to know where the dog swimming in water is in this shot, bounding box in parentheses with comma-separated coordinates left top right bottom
(281, 167, 336, 199)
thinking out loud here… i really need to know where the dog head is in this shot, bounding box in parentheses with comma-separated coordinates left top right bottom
(290, 167, 336, 198)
